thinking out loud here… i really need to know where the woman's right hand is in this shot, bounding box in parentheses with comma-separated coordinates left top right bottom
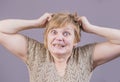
(36, 13, 53, 28)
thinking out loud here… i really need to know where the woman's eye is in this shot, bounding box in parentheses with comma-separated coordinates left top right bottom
(63, 32, 70, 36)
(51, 30, 57, 35)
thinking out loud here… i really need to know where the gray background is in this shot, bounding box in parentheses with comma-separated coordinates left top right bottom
(0, 0, 120, 82)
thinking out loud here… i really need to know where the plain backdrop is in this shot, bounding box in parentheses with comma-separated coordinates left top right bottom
(0, 0, 120, 82)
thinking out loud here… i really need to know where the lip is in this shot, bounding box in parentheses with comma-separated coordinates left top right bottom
(52, 44, 66, 49)
(53, 44, 65, 47)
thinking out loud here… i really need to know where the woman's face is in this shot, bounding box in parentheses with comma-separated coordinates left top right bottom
(47, 24, 77, 56)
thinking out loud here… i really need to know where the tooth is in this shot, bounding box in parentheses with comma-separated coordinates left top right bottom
(54, 44, 64, 48)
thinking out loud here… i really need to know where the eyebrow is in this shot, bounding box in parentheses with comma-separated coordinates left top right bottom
(64, 27, 73, 31)
(50, 26, 74, 31)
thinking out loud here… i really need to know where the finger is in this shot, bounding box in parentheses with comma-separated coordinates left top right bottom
(47, 13, 53, 21)
(77, 16, 87, 23)
(75, 17, 82, 26)
(73, 12, 78, 17)
(50, 13, 54, 17)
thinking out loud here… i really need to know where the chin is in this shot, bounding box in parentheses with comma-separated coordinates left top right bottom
(50, 51, 66, 55)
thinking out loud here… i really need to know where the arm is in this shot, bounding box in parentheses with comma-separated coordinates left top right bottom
(0, 13, 52, 62)
(79, 16, 120, 68)
(0, 13, 52, 34)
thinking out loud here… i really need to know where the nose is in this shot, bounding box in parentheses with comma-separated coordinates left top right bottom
(55, 33, 64, 41)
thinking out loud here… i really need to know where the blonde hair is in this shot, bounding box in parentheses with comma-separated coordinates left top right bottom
(44, 12, 81, 48)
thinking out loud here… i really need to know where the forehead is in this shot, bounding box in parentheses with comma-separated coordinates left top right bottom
(50, 23, 76, 31)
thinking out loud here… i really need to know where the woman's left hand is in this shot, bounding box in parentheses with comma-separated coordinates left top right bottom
(77, 16, 93, 33)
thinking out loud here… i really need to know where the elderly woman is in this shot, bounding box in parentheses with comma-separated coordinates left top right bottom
(0, 12, 120, 82)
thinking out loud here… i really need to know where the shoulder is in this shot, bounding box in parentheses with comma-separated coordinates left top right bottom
(74, 43, 97, 55)
(72, 43, 97, 71)
(73, 43, 97, 63)
(25, 36, 48, 66)
(25, 36, 45, 50)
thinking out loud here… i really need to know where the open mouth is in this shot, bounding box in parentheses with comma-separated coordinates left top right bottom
(53, 44, 65, 48)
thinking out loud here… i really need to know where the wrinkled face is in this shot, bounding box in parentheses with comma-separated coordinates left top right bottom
(47, 24, 77, 56)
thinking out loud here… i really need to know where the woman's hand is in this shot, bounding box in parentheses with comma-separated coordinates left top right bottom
(78, 16, 93, 33)
(36, 13, 53, 28)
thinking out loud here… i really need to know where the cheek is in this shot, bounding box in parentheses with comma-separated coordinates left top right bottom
(46, 35, 50, 46)
(47, 35, 54, 45)
(65, 38, 74, 46)
(47, 34, 52, 41)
